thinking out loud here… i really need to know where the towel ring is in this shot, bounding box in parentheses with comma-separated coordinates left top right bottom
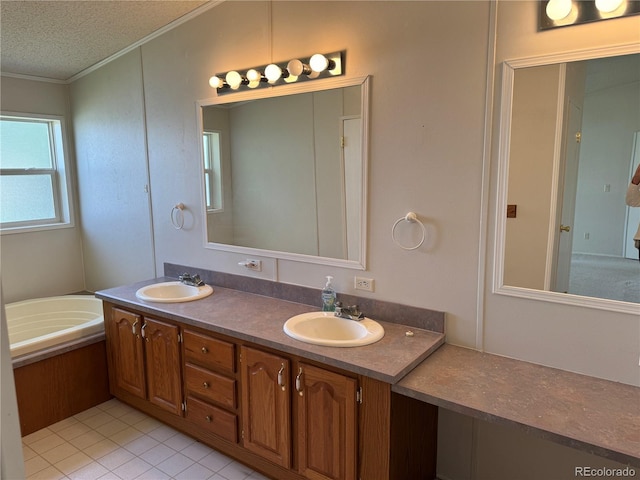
(171, 203, 185, 230)
(391, 212, 426, 250)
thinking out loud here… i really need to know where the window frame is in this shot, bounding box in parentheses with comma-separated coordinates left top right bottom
(202, 130, 223, 213)
(0, 112, 75, 234)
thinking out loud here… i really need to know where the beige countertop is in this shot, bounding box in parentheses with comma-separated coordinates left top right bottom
(96, 278, 445, 384)
(393, 344, 640, 467)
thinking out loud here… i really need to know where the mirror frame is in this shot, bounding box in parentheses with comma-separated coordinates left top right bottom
(494, 44, 640, 314)
(196, 75, 370, 269)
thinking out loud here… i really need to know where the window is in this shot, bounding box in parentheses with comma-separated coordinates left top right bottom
(0, 113, 74, 232)
(202, 131, 223, 212)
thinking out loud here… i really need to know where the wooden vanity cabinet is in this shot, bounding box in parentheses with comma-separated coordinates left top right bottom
(240, 346, 291, 468)
(103, 303, 438, 480)
(295, 362, 358, 480)
(183, 329, 239, 443)
(105, 307, 182, 416)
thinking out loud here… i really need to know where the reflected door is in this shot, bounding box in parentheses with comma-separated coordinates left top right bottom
(553, 100, 582, 293)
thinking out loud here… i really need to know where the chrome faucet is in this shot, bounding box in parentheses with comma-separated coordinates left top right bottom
(179, 273, 205, 287)
(334, 302, 365, 321)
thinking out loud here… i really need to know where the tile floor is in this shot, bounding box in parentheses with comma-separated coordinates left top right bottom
(22, 398, 268, 480)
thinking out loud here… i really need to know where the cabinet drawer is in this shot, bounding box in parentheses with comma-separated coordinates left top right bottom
(186, 395, 238, 444)
(183, 330, 236, 373)
(185, 363, 236, 409)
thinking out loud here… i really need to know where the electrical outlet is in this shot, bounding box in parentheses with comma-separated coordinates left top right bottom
(238, 259, 262, 271)
(354, 276, 374, 292)
(584, 232, 590, 240)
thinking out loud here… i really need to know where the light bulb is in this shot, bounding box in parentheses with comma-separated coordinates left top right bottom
(246, 69, 263, 88)
(209, 75, 224, 89)
(545, 0, 572, 20)
(225, 71, 243, 90)
(265, 64, 283, 83)
(287, 59, 312, 77)
(595, 0, 624, 12)
(309, 54, 330, 73)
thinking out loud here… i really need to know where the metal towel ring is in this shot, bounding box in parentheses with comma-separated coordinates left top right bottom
(171, 203, 185, 230)
(391, 212, 426, 250)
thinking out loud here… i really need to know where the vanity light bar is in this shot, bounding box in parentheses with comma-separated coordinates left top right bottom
(209, 51, 344, 94)
(539, 0, 640, 29)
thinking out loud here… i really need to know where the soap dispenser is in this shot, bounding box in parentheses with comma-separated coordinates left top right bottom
(321, 276, 337, 312)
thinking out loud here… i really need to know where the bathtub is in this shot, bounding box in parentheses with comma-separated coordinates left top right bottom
(6, 295, 104, 358)
(7, 294, 111, 435)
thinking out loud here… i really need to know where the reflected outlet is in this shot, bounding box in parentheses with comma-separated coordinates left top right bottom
(355, 277, 374, 292)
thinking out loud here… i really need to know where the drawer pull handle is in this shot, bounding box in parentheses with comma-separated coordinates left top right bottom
(203, 382, 210, 389)
(277, 363, 285, 391)
(201, 346, 208, 354)
(295, 367, 303, 396)
(205, 415, 212, 423)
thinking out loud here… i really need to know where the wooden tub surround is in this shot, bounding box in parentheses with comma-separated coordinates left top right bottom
(13, 339, 112, 436)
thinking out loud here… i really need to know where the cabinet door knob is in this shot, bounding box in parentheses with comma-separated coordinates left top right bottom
(203, 382, 209, 389)
(201, 346, 208, 354)
(277, 363, 286, 391)
(295, 367, 304, 396)
(205, 415, 212, 423)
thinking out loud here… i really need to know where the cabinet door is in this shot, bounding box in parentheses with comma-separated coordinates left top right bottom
(143, 318, 182, 416)
(296, 363, 358, 480)
(240, 346, 291, 468)
(108, 308, 146, 399)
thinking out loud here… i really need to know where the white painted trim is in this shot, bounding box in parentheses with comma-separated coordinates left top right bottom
(198, 76, 371, 271)
(475, 0, 498, 351)
(493, 43, 640, 316)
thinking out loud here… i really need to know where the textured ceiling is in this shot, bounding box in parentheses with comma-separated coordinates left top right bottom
(0, 1, 211, 82)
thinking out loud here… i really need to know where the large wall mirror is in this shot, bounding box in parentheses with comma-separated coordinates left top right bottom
(197, 76, 370, 269)
(495, 45, 640, 313)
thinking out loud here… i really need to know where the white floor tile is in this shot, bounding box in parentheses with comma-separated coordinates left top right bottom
(155, 452, 194, 477)
(94, 418, 128, 437)
(96, 447, 135, 470)
(83, 439, 119, 460)
(48, 416, 79, 433)
(181, 441, 213, 461)
(132, 417, 163, 434)
(54, 451, 93, 475)
(29, 433, 66, 455)
(133, 467, 171, 480)
(110, 426, 144, 446)
(56, 422, 92, 441)
(81, 411, 115, 430)
(162, 431, 195, 451)
(66, 460, 109, 480)
(218, 460, 256, 480)
(24, 455, 51, 477)
(147, 424, 179, 442)
(123, 434, 159, 456)
(139, 443, 177, 466)
(67, 429, 105, 450)
(174, 462, 214, 480)
(22, 399, 259, 480)
(198, 450, 233, 472)
(112, 457, 153, 480)
(26, 464, 66, 480)
(40, 442, 80, 464)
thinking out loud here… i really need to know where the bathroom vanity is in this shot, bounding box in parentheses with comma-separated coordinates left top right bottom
(97, 278, 445, 480)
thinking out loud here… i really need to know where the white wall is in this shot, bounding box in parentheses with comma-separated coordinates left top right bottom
(0, 77, 85, 303)
(70, 50, 156, 291)
(573, 80, 640, 255)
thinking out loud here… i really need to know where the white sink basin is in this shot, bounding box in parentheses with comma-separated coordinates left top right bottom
(135, 281, 213, 303)
(283, 312, 384, 347)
